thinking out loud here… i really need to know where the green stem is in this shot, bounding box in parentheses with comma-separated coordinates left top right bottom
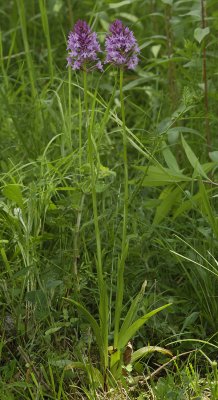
(83, 71, 108, 374)
(83, 70, 88, 117)
(78, 88, 82, 172)
(114, 69, 128, 348)
(39, 0, 54, 82)
(84, 71, 103, 287)
(17, 0, 36, 98)
(120, 69, 128, 257)
(89, 135, 103, 289)
(68, 67, 72, 149)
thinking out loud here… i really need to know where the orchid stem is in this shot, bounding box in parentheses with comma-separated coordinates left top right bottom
(114, 68, 128, 348)
(83, 70, 108, 376)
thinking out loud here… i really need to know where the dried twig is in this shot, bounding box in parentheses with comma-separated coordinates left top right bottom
(145, 349, 196, 381)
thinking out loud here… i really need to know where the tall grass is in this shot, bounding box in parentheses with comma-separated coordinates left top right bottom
(1, 0, 218, 398)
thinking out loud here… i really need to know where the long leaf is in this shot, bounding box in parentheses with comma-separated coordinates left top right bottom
(131, 346, 173, 363)
(63, 298, 103, 356)
(133, 165, 191, 186)
(162, 141, 180, 172)
(98, 280, 109, 369)
(114, 241, 129, 347)
(181, 135, 207, 179)
(117, 304, 171, 349)
(119, 280, 147, 338)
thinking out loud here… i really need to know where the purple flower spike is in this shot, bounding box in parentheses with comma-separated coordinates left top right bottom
(67, 20, 103, 72)
(105, 20, 140, 70)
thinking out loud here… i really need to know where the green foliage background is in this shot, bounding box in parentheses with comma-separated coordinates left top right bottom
(1, 0, 218, 398)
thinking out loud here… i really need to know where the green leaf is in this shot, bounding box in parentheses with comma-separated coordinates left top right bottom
(45, 326, 62, 335)
(209, 151, 218, 162)
(109, 0, 131, 8)
(181, 312, 199, 333)
(181, 135, 208, 179)
(199, 180, 218, 239)
(1, 247, 12, 277)
(133, 165, 191, 186)
(45, 280, 63, 289)
(151, 45, 161, 58)
(153, 185, 182, 225)
(123, 76, 153, 91)
(162, 141, 180, 172)
(49, 359, 72, 368)
(161, 0, 173, 5)
(117, 303, 171, 349)
(119, 12, 138, 22)
(119, 280, 147, 338)
(194, 27, 210, 43)
(63, 298, 103, 356)
(181, 10, 201, 20)
(201, 162, 218, 174)
(167, 129, 180, 144)
(173, 191, 200, 218)
(98, 280, 109, 369)
(65, 362, 104, 386)
(25, 290, 47, 308)
(3, 184, 24, 209)
(167, 127, 200, 145)
(131, 346, 172, 363)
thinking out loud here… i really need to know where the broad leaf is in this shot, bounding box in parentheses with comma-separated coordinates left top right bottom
(209, 151, 218, 162)
(194, 27, 210, 44)
(3, 184, 24, 209)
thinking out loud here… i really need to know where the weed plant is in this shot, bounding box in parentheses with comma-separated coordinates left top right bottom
(0, 0, 218, 398)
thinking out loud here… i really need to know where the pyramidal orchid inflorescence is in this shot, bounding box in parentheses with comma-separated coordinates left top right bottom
(105, 20, 140, 70)
(67, 20, 103, 71)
